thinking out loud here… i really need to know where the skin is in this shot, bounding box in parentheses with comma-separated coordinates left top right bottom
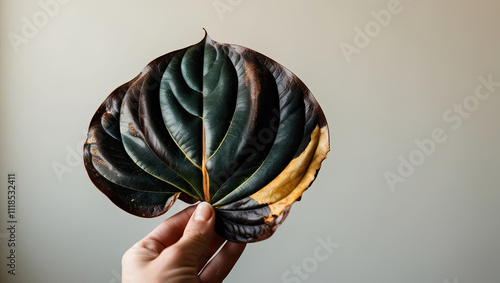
(122, 202, 247, 283)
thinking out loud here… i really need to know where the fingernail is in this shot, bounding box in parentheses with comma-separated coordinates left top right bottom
(194, 202, 213, 221)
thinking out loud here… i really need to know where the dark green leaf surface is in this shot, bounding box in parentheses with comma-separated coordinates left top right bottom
(84, 32, 329, 242)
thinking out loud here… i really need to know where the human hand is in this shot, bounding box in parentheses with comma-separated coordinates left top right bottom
(122, 202, 246, 283)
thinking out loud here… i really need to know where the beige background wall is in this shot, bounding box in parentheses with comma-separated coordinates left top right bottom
(1, 0, 499, 282)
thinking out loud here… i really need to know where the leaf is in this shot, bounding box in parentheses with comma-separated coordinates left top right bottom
(83, 32, 330, 242)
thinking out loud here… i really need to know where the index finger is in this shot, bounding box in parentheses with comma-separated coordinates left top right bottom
(137, 204, 197, 253)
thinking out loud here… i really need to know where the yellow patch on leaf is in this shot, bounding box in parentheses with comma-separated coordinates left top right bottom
(249, 125, 329, 222)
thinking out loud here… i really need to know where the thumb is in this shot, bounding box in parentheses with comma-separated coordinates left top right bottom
(175, 202, 215, 261)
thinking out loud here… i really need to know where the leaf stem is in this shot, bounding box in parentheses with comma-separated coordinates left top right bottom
(202, 119, 210, 202)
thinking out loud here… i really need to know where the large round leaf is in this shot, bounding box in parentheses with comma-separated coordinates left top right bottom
(83, 32, 329, 242)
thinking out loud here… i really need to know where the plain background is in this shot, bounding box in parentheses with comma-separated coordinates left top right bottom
(1, 0, 499, 282)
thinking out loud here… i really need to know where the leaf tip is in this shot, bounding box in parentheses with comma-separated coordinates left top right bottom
(200, 28, 214, 46)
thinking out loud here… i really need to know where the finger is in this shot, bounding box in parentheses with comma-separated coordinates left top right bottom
(136, 205, 196, 255)
(199, 241, 247, 283)
(166, 202, 216, 263)
(196, 234, 227, 273)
